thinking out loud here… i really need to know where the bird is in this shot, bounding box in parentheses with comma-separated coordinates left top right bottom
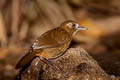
(15, 20, 88, 70)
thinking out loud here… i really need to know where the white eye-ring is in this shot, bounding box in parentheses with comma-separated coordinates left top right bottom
(66, 23, 79, 29)
(72, 23, 79, 29)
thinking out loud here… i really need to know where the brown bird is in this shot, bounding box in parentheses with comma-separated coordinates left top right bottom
(15, 20, 87, 70)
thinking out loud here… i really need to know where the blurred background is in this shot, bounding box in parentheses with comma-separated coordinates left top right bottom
(0, 0, 120, 79)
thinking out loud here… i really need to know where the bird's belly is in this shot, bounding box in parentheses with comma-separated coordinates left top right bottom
(42, 47, 66, 59)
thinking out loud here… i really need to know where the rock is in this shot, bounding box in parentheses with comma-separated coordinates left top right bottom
(17, 47, 110, 80)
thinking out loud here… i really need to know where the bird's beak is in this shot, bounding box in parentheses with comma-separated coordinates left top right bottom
(77, 26, 88, 31)
(73, 26, 88, 36)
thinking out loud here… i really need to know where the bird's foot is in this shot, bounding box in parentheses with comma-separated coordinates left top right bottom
(40, 57, 62, 73)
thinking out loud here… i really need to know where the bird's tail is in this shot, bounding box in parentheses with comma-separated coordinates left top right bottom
(15, 51, 35, 69)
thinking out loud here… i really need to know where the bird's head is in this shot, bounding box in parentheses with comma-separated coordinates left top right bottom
(61, 20, 88, 36)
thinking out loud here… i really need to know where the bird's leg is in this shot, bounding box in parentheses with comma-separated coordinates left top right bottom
(39, 57, 62, 73)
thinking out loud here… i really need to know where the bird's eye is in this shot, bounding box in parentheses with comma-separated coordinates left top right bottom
(72, 24, 76, 27)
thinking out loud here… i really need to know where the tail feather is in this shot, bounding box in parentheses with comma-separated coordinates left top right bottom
(15, 51, 35, 69)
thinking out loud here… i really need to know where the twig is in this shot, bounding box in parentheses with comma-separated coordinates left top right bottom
(81, 2, 120, 15)
(57, 0, 75, 20)
(11, 0, 20, 40)
(35, 0, 66, 26)
(0, 11, 7, 46)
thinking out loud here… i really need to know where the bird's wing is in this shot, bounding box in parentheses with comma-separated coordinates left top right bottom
(31, 29, 62, 50)
(16, 29, 61, 69)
